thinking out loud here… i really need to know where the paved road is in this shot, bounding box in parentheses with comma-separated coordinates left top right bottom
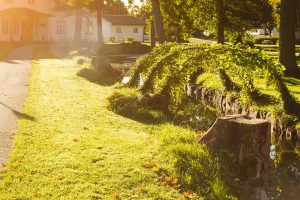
(0, 45, 36, 170)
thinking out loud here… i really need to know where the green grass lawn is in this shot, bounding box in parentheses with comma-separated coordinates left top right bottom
(0, 56, 184, 199)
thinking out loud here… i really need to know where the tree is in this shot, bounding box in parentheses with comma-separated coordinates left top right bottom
(58, 0, 91, 46)
(159, 0, 273, 43)
(151, 0, 166, 44)
(279, 0, 300, 77)
(216, 0, 225, 43)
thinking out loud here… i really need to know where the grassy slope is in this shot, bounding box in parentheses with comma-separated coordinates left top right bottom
(0, 57, 183, 199)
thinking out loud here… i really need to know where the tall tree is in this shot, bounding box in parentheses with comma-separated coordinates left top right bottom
(279, 0, 300, 77)
(151, 0, 166, 44)
(88, 0, 105, 48)
(216, 0, 225, 43)
(58, 0, 90, 46)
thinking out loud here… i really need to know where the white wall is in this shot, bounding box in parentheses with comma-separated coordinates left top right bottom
(0, 2, 145, 43)
(81, 13, 98, 42)
(110, 25, 144, 42)
(0, 0, 55, 13)
(102, 18, 112, 42)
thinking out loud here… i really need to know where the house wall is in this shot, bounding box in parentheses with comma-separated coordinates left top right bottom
(81, 13, 98, 42)
(0, 1, 145, 43)
(102, 18, 112, 42)
(49, 12, 74, 42)
(110, 25, 144, 42)
(0, 0, 55, 13)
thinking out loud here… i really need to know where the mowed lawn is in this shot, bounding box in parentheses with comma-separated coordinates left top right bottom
(0, 57, 182, 199)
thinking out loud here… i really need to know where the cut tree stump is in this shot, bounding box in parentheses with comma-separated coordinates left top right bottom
(200, 115, 273, 200)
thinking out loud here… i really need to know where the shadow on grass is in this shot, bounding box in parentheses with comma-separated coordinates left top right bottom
(250, 90, 276, 106)
(77, 68, 121, 86)
(0, 101, 36, 121)
(106, 88, 169, 125)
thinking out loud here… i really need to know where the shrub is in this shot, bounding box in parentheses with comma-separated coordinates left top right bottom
(109, 37, 116, 43)
(106, 88, 167, 124)
(125, 37, 134, 43)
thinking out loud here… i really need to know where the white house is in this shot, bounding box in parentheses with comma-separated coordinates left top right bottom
(0, 0, 145, 42)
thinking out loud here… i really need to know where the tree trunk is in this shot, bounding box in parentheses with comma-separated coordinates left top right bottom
(151, 0, 166, 44)
(150, 18, 156, 48)
(279, 0, 300, 77)
(216, 0, 225, 44)
(200, 115, 273, 199)
(74, 7, 84, 47)
(97, 9, 104, 49)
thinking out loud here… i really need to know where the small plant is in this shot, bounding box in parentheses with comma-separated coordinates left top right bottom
(110, 37, 116, 43)
(125, 37, 135, 43)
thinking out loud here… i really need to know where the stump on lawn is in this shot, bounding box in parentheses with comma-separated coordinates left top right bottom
(200, 115, 273, 200)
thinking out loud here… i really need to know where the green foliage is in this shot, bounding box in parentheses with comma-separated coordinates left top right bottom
(128, 43, 300, 124)
(160, 125, 236, 199)
(106, 88, 167, 124)
(158, 0, 273, 40)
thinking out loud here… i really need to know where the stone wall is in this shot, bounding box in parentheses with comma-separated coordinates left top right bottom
(184, 83, 300, 144)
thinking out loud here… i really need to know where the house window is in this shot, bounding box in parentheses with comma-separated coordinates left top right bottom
(12, 19, 19, 34)
(28, 0, 35, 4)
(133, 27, 139, 33)
(56, 20, 66, 34)
(2, 19, 9, 34)
(116, 27, 122, 33)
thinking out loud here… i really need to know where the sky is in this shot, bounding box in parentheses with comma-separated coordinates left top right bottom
(121, 0, 143, 7)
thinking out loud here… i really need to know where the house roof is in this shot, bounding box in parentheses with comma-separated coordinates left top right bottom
(0, 8, 53, 17)
(102, 15, 145, 26)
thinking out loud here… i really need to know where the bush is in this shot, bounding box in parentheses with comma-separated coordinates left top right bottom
(125, 37, 134, 43)
(109, 37, 116, 43)
(106, 88, 167, 124)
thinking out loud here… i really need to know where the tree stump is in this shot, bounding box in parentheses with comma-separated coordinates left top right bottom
(200, 115, 273, 199)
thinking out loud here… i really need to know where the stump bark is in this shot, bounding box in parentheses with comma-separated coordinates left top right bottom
(200, 115, 273, 200)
